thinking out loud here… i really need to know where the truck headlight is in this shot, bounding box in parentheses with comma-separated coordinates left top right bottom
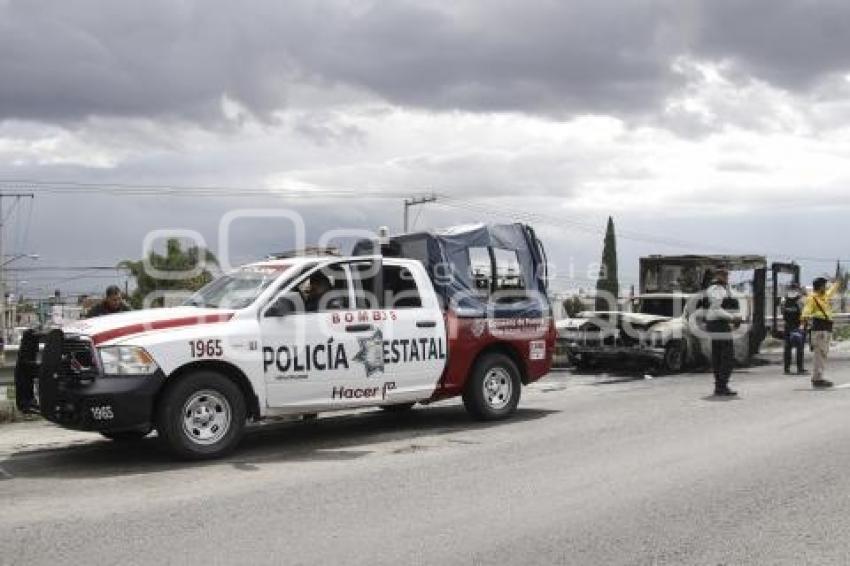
(98, 346, 159, 376)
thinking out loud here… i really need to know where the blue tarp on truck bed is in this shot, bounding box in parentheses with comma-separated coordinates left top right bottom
(354, 223, 550, 319)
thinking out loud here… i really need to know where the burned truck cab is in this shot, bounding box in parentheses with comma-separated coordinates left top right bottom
(640, 254, 769, 363)
(561, 254, 773, 374)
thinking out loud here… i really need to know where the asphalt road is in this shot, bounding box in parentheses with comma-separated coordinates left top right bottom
(3, 355, 850, 565)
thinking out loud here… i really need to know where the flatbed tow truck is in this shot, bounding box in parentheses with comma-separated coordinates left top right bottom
(559, 255, 799, 373)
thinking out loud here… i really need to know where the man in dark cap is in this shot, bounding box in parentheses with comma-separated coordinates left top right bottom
(704, 267, 741, 396)
(781, 283, 807, 375)
(301, 271, 332, 313)
(86, 285, 131, 318)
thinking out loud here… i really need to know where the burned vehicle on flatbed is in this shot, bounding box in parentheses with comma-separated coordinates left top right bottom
(559, 293, 697, 372)
(559, 255, 775, 373)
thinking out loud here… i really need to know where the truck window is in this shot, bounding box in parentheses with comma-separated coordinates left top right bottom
(493, 248, 528, 304)
(294, 265, 350, 312)
(186, 266, 287, 309)
(351, 260, 381, 309)
(469, 247, 493, 296)
(493, 248, 524, 291)
(383, 265, 422, 308)
(468, 247, 527, 302)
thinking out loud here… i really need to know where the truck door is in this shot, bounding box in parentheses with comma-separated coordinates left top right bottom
(332, 259, 398, 405)
(261, 261, 367, 409)
(771, 262, 801, 338)
(381, 262, 447, 402)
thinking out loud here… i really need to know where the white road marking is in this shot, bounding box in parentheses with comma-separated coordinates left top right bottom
(832, 383, 850, 389)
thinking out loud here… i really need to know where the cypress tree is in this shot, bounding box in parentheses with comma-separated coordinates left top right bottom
(595, 216, 620, 311)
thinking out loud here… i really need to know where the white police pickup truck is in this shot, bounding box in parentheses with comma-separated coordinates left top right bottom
(16, 224, 555, 459)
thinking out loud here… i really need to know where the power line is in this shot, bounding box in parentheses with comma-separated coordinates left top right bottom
(8, 196, 35, 260)
(3, 179, 847, 264)
(13, 274, 124, 282)
(432, 195, 850, 264)
(4, 266, 123, 271)
(0, 179, 421, 200)
(0, 192, 34, 338)
(403, 194, 437, 232)
(432, 195, 713, 250)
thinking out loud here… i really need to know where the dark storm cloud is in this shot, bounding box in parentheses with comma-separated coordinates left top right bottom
(295, 0, 683, 116)
(2, 0, 850, 124)
(690, 0, 850, 91)
(0, 0, 678, 123)
(0, 0, 301, 123)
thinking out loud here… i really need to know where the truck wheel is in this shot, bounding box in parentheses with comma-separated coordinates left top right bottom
(100, 429, 151, 442)
(155, 371, 247, 460)
(662, 340, 685, 373)
(463, 353, 521, 421)
(379, 402, 415, 413)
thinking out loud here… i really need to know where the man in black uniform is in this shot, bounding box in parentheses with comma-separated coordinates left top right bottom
(704, 268, 741, 396)
(301, 272, 332, 312)
(85, 285, 131, 318)
(782, 283, 806, 375)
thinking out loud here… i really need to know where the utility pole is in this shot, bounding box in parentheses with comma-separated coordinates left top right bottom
(0, 192, 34, 346)
(403, 194, 437, 232)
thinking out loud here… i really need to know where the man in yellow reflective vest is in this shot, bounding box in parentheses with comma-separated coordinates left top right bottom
(801, 277, 841, 388)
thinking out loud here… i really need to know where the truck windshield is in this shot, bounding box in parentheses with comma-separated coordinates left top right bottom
(184, 265, 289, 309)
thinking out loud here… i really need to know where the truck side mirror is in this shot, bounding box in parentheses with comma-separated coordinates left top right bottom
(265, 293, 300, 317)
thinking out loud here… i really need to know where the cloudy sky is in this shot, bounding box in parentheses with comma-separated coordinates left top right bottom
(1, 0, 849, 297)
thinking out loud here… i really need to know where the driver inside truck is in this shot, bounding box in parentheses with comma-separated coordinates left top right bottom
(301, 271, 332, 312)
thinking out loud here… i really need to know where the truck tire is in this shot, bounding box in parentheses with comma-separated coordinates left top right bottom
(100, 428, 151, 442)
(463, 353, 522, 421)
(155, 371, 247, 460)
(662, 340, 685, 374)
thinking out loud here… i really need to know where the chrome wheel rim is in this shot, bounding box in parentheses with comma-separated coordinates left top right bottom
(483, 367, 512, 410)
(181, 389, 232, 446)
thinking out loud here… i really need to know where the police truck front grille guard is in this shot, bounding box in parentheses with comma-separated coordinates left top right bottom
(15, 329, 99, 415)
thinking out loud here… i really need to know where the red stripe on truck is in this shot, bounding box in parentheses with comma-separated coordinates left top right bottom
(91, 313, 234, 345)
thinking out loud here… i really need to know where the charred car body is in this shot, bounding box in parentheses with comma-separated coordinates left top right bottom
(559, 255, 786, 373)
